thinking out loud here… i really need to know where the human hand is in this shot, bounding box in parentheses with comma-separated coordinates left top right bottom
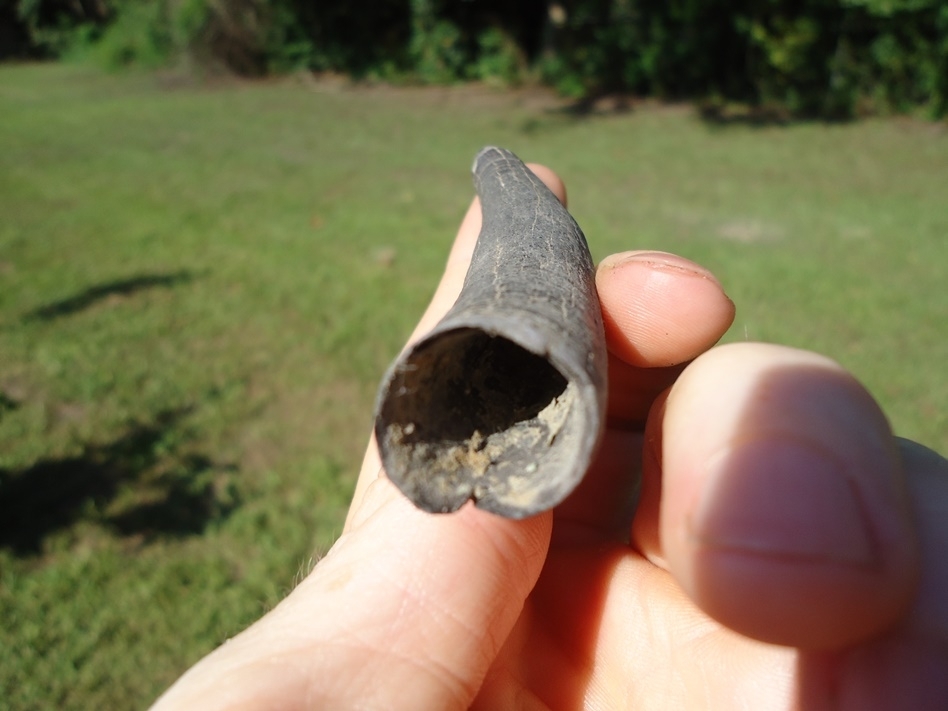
(152, 165, 948, 710)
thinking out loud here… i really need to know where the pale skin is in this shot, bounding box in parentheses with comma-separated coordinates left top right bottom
(152, 165, 948, 710)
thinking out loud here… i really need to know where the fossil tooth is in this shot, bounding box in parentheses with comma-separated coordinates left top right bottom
(374, 146, 607, 519)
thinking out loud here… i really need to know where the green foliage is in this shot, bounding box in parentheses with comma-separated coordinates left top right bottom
(410, 0, 467, 84)
(7, 0, 109, 57)
(259, 1, 318, 72)
(86, 1, 174, 70)
(473, 28, 524, 86)
(406, 1, 529, 85)
(738, 5, 837, 115)
(540, 52, 587, 98)
(279, 0, 411, 77)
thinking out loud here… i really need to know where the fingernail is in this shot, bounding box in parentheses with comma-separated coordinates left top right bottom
(690, 438, 879, 568)
(599, 251, 722, 286)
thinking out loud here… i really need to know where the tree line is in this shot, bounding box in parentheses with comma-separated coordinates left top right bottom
(3, 0, 946, 118)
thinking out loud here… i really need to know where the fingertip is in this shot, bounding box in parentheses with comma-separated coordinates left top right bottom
(525, 162, 567, 205)
(660, 343, 920, 648)
(596, 251, 735, 368)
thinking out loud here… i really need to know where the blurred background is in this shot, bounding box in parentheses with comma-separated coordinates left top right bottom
(1, 1, 946, 708)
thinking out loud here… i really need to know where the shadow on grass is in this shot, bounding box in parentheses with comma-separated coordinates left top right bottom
(696, 102, 792, 127)
(545, 94, 855, 128)
(0, 391, 19, 416)
(695, 101, 856, 127)
(0, 408, 239, 556)
(541, 92, 634, 120)
(23, 271, 198, 321)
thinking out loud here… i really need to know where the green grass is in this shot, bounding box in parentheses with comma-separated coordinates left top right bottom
(1, 63, 946, 709)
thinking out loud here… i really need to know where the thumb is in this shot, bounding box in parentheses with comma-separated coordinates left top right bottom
(655, 343, 920, 649)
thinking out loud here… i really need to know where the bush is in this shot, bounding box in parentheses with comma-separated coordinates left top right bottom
(88, 1, 174, 70)
(4, 0, 946, 117)
(6, 0, 110, 58)
(473, 27, 524, 86)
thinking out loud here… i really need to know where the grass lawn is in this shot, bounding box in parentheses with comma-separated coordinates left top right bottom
(1, 63, 945, 709)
